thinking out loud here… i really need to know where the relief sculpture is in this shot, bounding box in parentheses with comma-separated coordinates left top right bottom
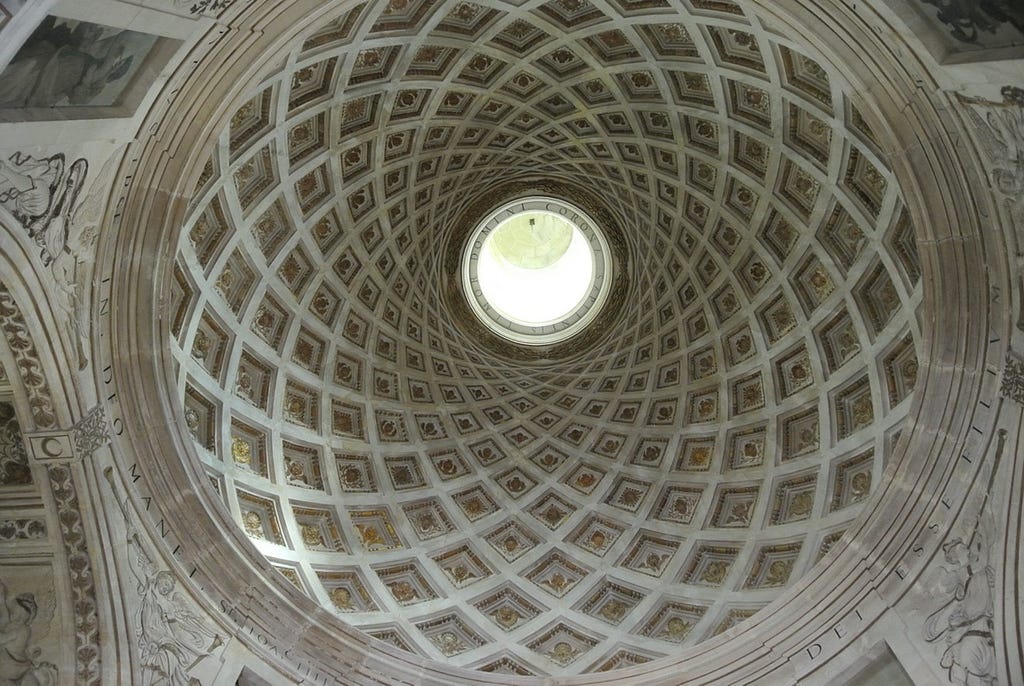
(0, 576, 57, 686)
(0, 152, 88, 267)
(47, 152, 120, 371)
(0, 147, 123, 369)
(923, 526, 997, 684)
(105, 468, 222, 685)
(0, 150, 91, 368)
(956, 86, 1024, 197)
(126, 536, 223, 686)
(923, 430, 1005, 685)
(956, 86, 1024, 331)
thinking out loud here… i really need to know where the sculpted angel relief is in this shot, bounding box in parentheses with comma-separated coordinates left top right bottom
(0, 578, 57, 686)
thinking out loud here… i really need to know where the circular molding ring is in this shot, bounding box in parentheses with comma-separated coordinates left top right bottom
(462, 197, 613, 345)
(440, 178, 633, 365)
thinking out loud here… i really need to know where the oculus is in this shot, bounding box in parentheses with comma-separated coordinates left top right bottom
(462, 197, 612, 345)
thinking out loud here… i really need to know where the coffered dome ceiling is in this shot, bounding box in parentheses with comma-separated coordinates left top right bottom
(168, 0, 923, 676)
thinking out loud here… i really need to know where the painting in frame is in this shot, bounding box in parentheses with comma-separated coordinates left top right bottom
(0, 14, 179, 121)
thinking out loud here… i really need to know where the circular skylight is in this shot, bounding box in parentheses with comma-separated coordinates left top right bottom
(463, 198, 612, 345)
(478, 212, 591, 324)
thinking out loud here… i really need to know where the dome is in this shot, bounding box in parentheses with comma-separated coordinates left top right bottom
(169, 0, 921, 674)
(1, 0, 1017, 684)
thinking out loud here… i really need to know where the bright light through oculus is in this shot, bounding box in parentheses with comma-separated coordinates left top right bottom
(478, 213, 593, 326)
(463, 197, 612, 346)
(490, 212, 574, 269)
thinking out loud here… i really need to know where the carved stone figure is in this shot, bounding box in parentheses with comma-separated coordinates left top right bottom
(923, 429, 1004, 686)
(105, 468, 222, 686)
(1, 145, 116, 370)
(957, 86, 1024, 198)
(126, 531, 222, 686)
(923, 535, 997, 685)
(0, 152, 88, 266)
(957, 87, 1024, 336)
(0, 578, 57, 686)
